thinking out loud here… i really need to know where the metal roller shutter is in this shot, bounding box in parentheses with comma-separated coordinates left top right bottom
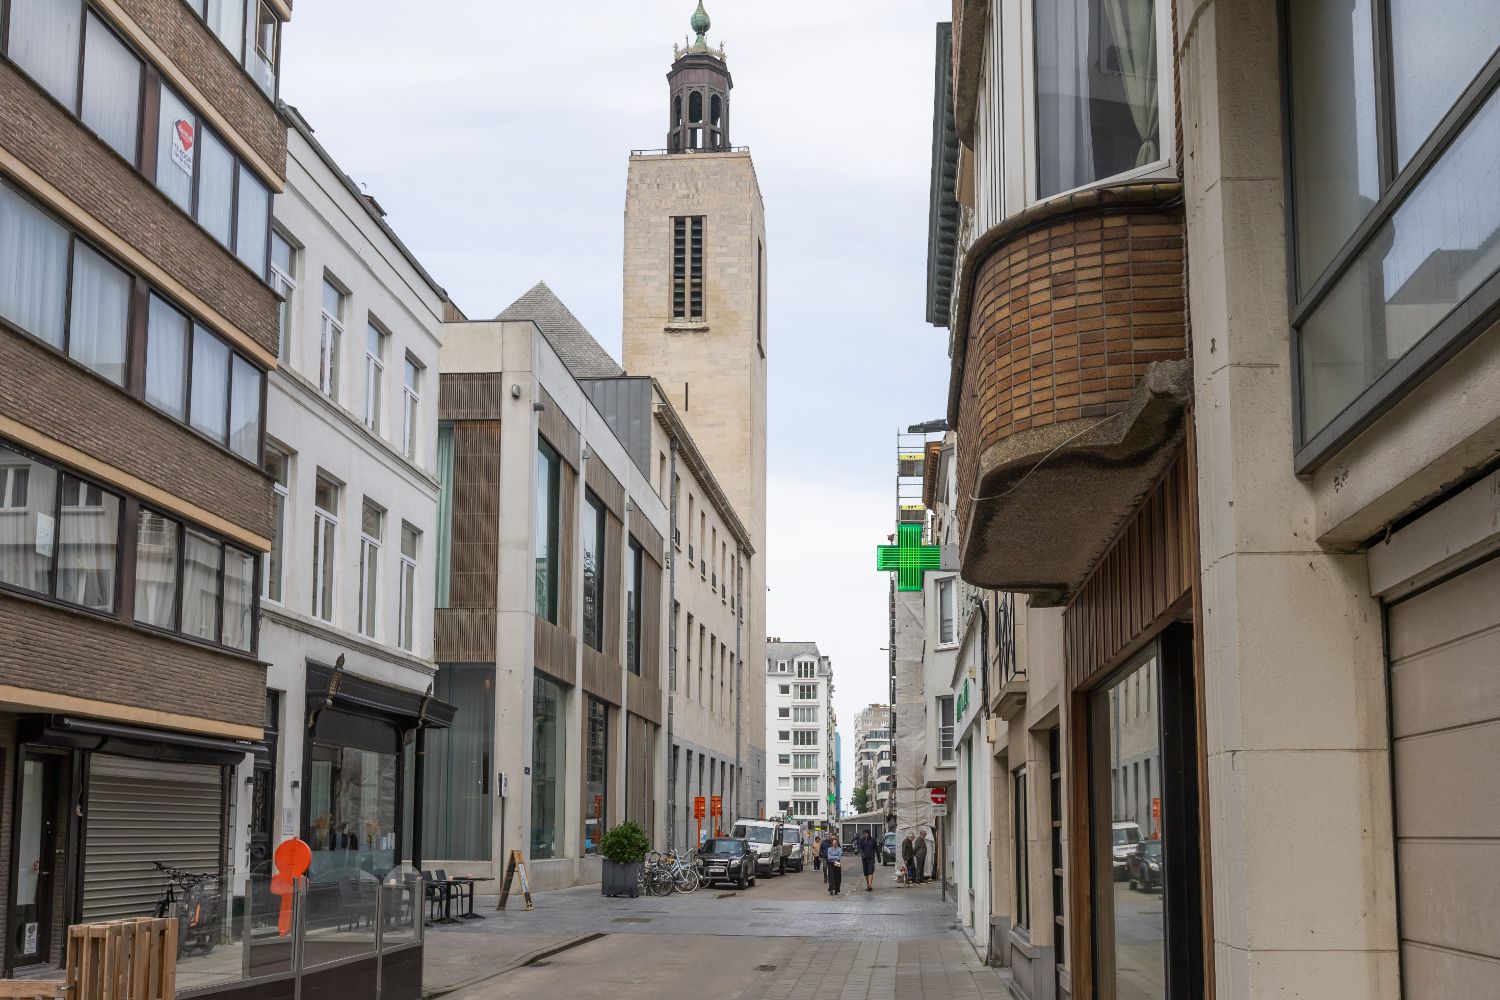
(1387, 555, 1500, 1000)
(82, 756, 225, 923)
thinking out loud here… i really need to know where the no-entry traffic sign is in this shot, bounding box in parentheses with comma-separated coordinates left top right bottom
(930, 788, 947, 806)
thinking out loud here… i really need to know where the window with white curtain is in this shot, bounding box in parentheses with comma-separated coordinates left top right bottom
(228, 355, 261, 461)
(204, 0, 245, 62)
(197, 129, 235, 247)
(235, 165, 269, 273)
(180, 0, 280, 98)
(134, 509, 180, 630)
(0, 183, 70, 349)
(80, 13, 142, 161)
(145, 296, 189, 419)
(0, 446, 59, 597)
(55, 476, 118, 612)
(182, 529, 222, 641)
(358, 499, 382, 638)
(155, 86, 195, 211)
(402, 357, 423, 461)
(9, 0, 83, 107)
(398, 523, 419, 651)
(67, 244, 130, 386)
(221, 546, 255, 651)
(320, 280, 344, 399)
(364, 323, 386, 432)
(190, 327, 230, 442)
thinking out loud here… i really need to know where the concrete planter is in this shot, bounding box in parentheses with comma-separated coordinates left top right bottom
(601, 859, 642, 898)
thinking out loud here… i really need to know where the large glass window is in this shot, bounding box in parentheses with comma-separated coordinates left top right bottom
(228, 355, 261, 461)
(142, 294, 263, 457)
(181, 529, 222, 642)
(584, 697, 608, 856)
(197, 128, 235, 248)
(54, 476, 118, 612)
(423, 664, 494, 860)
(180, 0, 280, 98)
(145, 296, 189, 419)
(0, 183, 69, 349)
(1013, 765, 1030, 930)
(66, 243, 130, 386)
(0, 446, 66, 601)
(133, 510, 179, 629)
(534, 440, 560, 623)
(155, 86, 196, 211)
(9, 0, 83, 107)
(1034, 0, 1163, 199)
(581, 491, 606, 652)
(235, 165, 269, 274)
(1288, 6, 1500, 465)
(190, 326, 230, 442)
(221, 545, 254, 651)
(307, 745, 397, 879)
(530, 673, 566, 859)
(80, 13, 142, 161)
(625, 537, 643, 675)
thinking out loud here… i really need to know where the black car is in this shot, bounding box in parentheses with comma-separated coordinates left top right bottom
(698, 837, 758, 889)
(882, 833, 898, 866)
(1126, 840, 1163, 892)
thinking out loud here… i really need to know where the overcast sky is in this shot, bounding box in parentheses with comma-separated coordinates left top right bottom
(281, 1, 951, 815)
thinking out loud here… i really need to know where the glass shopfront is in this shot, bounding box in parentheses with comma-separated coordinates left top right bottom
(307, 744, 397, 879)
(530, 673, 566, 859)
(583, 697, 608, 855)
(423, 664, 494, 860)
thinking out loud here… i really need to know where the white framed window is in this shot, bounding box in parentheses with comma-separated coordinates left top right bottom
(793, 776, 817, 793)
(398, 523, 419, 652)
(269, 230, 296, 360)
(402, 356, 423, 461)
(364, 322, 385, 433)
(777, 800, 791, 813)
(778, 730, 790, 742)
(938, 695, 956, 764)
(778, 684, 790, 695)
(262, 444, 288, 603)
(319, 278, 343, 399)
(793, 706, 817, 724)
(794, 683, 817, 701)
(777, 707, 790, 719)
(792, 753, 818, 770)
(939, 577, 956, 644)
(792, 730, 818, 747)
(357, 499, 382, 638)
(796, 661, 816, 678)
(311, 473, 338, 622)
(777, 754, 790, 765)
(777, 776, 790, 789)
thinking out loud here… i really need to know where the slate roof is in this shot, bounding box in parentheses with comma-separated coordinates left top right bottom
(497, 282, 625, 378)
(767, 641, 822, 661)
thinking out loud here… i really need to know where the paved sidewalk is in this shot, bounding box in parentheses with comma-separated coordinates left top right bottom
(422, 929, 594, 997)
(748, 937, 1009, 1000)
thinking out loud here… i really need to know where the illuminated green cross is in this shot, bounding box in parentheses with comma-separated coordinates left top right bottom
(876, 523, 942, 592)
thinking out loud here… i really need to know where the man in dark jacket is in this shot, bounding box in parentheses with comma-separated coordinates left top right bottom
(855, 831, 880, 892)
(914, 831, 929, 883)
(818, 834, 830, 881)
(901, 833, 916, 885)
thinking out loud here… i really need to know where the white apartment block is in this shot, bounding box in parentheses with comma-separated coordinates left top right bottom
(765, 640, 835, 831)
(852, 704, 894, 816)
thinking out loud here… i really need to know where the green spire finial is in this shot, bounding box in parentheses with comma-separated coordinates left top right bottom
(690, 2, 711, 46)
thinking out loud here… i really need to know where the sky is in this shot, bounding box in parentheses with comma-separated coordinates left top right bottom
(280, 0, 952, 814)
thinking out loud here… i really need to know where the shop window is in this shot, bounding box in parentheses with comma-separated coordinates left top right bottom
(307, 744, 397, 878)
(530, 673, 566, 859)
(584, 697, 609, 855)
(423, 663, 494, 860)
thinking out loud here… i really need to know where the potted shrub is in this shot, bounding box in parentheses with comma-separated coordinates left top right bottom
(599, 821, 649, 898)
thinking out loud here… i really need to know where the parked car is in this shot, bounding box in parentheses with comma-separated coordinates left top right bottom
(698, 837, 758, 889)
(784, 830, 807, 872)
(731, 819, 792, 875)
(1111, 822, 1143, 881)
(1127, 840, 1163, 892)
(882, 832, 897, 866)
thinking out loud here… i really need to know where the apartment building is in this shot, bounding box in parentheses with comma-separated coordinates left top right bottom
(765, 641, 835, 831)
(851, 704, 893, 816)
(244, 106, 454, 892)
(926, 2, 1500, 998)
(0, 0, 291, 974)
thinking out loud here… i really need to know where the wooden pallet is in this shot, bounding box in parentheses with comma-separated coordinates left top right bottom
(63, 918, 177, 1000)
(0, 980, 69, 998)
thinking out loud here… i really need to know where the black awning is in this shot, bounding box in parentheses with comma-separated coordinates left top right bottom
(305, 660, 456, 731)
(20, 715, 267, 766)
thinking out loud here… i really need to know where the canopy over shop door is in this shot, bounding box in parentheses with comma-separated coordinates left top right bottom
(1387, 555, 1500, 999)
(82, 756, 225, 922)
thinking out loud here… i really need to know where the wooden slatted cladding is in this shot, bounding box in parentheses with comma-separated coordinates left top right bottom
(534, 618, 576, 687)
(446, 421, 501, 610)
(1063, 442, 1197, 690)
(585, 455, 625, 519)
(439, 373, 505, 420)
(538, 386, 581, 468)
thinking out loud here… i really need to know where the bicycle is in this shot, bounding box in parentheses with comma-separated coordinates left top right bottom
(153, 861, 223, 958)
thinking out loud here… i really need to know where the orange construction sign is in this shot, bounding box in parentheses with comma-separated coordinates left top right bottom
(694, 796, 706, 819)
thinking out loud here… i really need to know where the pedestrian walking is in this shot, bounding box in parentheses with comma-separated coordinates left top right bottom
(856, 830, 879, 891)
(819, 833, 830, 881)
(901, 833, 915, 886)
(813, 834, 823, 873)
(914, 830, 929, 883)
(826, 836, 844, 895)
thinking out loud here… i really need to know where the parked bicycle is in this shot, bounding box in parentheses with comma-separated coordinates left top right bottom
(636, 850, 702, 896)
(153, 861, 223, 958)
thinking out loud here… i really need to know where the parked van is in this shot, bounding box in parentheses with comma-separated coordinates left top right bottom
(730, 819, 793, 876)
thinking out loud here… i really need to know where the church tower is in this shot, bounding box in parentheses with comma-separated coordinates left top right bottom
(623, 3, 769, 819)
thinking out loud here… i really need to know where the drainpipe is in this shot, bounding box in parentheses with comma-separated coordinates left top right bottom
(733, 544, 744, 822)
(666, 438, 679, 851)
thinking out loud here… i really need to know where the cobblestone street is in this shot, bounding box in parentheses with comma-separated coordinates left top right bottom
(427, 868, 1010, 998)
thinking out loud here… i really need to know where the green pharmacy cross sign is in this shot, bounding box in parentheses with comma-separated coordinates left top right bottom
(876, 522, 942, 592)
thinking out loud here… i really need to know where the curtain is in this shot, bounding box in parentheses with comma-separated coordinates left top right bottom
(0, 445, 58, 596)
(424, 664, 495, 860)
(206, 0, 245, 60)
(228, 355, 261, 461)
(0, 183, 70, 348)
(145, 296, 189, 419)
(221, 546, 255, 650)
(56, 477, 119, 612)
(67, 243, 130, 386)
(235, 165, 269, 273)
(10, 0, 82, 107)
(81, 13, 143, 161)
(1036, 0, 1095, 197)
(197, 128, 235, 247)
(1102, 0, 1161, 167)
(133, 510, 179, 629)
(182, 530, 222, 641)
(191, 326, 230, 440)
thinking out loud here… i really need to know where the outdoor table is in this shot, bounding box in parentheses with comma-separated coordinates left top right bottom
(447, 876, 494, 919)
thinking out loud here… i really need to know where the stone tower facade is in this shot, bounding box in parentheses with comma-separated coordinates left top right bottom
(622, 3, 769, 820)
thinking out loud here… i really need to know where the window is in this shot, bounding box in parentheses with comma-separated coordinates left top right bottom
(778, 730, 790, 743)
(357, 500, 381, 638)
(67, 243, 130, 386)
(0, 182, 69, 351)
(1034, 0, 1165, 199)
(796, 662, 816, 678)
(180, 0, 281, 97)
(793, 776, 817, 793)
(938, 578, 956, 644)
(1014, 765, 1030, 930)
(793, 706, 817, 724)
(1050, 729, 1066, 983)
(756, 239, 765, 355)
(423, 663, 495, 860)
(435, 422, 454, 609)
(938, 695, 956, 764)
(531, 672, 566, 859)
(270, 231, 296, 359)
(222, 544, 254, 650)
(402, 357, 423, 461)
(792, 753, 818, 770)
(778, 776, 791, 789)
(625, 538, 644, 675)
(794, 683, 817, 701)
(134, 509, 179, 629)
(1287, 2, 1500, 468)
(52, 476, 119, 612)
(792, 730, 818, 747)
(262, 446, 288, 603)
(9, 0, 83, 107)
(777, 800, 791, 814)
(777, 754, 791, 766)
(534, 440, 560, 622)
(671, 216, 705, 320)
(364, 323, 386, 432)
(584, 696, 608, 855)
(137, 511, 254, 651)
(397, 523, 418, 652)
(319, 280, 344, 399)
(80, 13, 142, 161)
(778, 684, 790, 695)
(777, 707, 790, 719)
(180, 528, 221, 642)
(144, 293, 264, 460)
(312, 474, 338, 622)
(573, 488, 604, 651)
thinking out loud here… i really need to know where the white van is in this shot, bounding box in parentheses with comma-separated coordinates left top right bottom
(730, 819, 792, 875)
